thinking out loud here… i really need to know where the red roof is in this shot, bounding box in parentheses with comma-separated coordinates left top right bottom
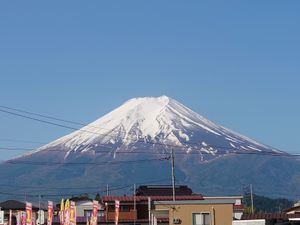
(242, 213, 300, 220)
(233, 204, 244, 210)
(102, 195, 203, 202)
(136, 185, 193, 196)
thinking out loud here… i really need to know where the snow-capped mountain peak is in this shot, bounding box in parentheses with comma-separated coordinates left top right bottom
(33, 96, 280, 158)
(5, 97, 296, 201)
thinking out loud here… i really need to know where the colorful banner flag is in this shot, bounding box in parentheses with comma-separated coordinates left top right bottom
(0, 210, 4, 225)
(16, 211, 21, 225)
(90, 200, 98, 225)
(64, 199, 70, 225)
(47, 201, 53, 225)
(9, 210, 12, 225)
(115, 200, 120, 225)
(59, 199, 64, 225)
(37, 210, 45, 225)
(70, 201, 76, 225)
(26, 202, 32, 225)
(21, 211, 26, 225)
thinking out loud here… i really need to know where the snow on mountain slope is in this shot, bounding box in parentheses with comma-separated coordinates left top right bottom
(26, 96, 281, 159)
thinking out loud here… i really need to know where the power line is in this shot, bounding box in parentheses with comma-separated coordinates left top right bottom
(0, 105, 297, 200)
(0, 106, 285, 154)
(0, 105, 118, 133)
(0, 185, 129, 198)
(0, 178, 172, 198)
(43, 185, 132, 197)
(1, 106, 300, 167)
(5, 157, 169, 166)
(0, 145, 298, 157)
(0, 107, 190, 152)
(0, 106, 190, 150)
(0, 138, 45, 145)
(0, 178, 170, 191)
(0, 108, 114, 149)
(42, 178, 172, 197)
(0, 147, 34, 151)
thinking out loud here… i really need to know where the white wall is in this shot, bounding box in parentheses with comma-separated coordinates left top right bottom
(234, 212, 243, 220)
(232, 220, 265, 225)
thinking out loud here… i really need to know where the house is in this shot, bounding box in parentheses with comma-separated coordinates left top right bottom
(102, 185, 203, 224)
(52, 196, 105, 225)
(235, 213, 300, 225)
(153, 198, 236, 225)
(102, 195, 203, 225)
(203, 196, 244, 220)
(234, 201, 300, 225)
(0, 200, 42, 225)
(284, 201, 300, 215)
(102, 185, 241, 225)
(68, 196, 104, 218)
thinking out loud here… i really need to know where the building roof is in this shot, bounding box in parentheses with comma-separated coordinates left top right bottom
(233, 205, 244, 210)
(69, 196, 93, 202)
(102, 195, 204, 202)
(154, 199, 236, 205)
(283, 204, 300, 213)
(0, 200, 39, 210)
(136, 185, 193, 196)
(242, 213, 300, 220)
(204, 196, 243, 199)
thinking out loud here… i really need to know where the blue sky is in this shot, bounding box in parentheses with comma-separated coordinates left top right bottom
(0, 1, 299, 159)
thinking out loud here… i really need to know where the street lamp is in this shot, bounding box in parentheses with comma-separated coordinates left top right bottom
(105, 202, 108, 225)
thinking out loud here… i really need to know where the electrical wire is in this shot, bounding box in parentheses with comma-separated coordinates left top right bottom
(5, 156, 170, 166)
(0, 178, 170, 191)
(0, 145, 297, 159)
(0, 105, 118, 133)
(0, 138, 45, 145)
(0, 178, 171, 198)
(0, 105, 299, 201)
(0, 106, 285, 154)
(0, 108, 114, 149)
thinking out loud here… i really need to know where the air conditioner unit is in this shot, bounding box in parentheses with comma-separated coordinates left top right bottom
(173, 218, 182, 224)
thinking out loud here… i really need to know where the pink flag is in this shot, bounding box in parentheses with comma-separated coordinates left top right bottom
(115, 200, 120, 225)
(25, 202, 32, 225)
(47, 201, 53, 225)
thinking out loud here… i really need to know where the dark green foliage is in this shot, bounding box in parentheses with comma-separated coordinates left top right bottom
(95, 193, 101, 201)
(243, 192, 294, 213)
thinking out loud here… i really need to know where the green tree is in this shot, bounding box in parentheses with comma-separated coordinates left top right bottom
(95, 193, 101, 201)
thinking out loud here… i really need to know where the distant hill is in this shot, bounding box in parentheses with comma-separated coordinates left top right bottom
(243, 193, 294, 213)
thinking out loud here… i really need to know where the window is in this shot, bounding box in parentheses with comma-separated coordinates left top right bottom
(192, 213, 210, 225)
(120, 205, 132, 212)
(84, 210, 104, 218)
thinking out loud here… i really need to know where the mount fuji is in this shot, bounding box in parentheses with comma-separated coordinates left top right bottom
(21, 96, 281, 160)
(1, 96, 300, 200)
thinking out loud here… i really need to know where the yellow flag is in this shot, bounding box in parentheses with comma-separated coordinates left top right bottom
(59, 199, 64, 225)
(64, 199, 70, 225)
(60, 199, 64, 212)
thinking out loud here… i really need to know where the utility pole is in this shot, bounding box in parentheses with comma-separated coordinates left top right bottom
(106, 184, 109, 196)
(38, 194, 41, 225)
(134, 184, 136, 225)
(250, 184, 254, 214)
(148, 197, 151, 225)
(171, 148, 176, 202)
